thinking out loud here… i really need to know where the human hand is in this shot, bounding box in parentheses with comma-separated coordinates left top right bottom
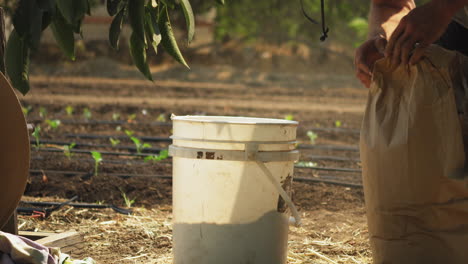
(354, 36, 387, 88)
(385, 1, 453, 68)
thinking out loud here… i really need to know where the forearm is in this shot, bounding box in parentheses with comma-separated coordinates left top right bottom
(368, 0, 415, 39)
(432, 0, 468, 15)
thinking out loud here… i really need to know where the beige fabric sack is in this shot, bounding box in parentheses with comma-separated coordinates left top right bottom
(360, 45, 468, 264)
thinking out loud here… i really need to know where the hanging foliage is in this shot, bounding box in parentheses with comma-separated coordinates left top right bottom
(5, 0, 223, 95)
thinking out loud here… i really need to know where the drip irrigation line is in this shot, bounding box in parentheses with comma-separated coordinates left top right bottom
(33, 138, 358, 153)
(306, 127, 360, 135)
(19, 200, 132, 215)
(28, 119, 172, 127)
(29, 169, 172, 179)
(64, 133, 172, 143)
(298, 144, 359, 152)
(294, 176, 362, 188)
(29, 169, 361, 188)
(17, 196, 79, 218)
(31, 139, 165, 153)
(31, 156, 171, 166)
(34, 147, 166, 157)
(308, 155, 360, 162)
(296, 165, 361, 173)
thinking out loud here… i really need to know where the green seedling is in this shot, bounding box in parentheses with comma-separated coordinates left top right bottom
(63, 142, 76, 160)
(32, 126, 41, 149)
(124, 129, 134, 137)
(115, 126, 122, 132)
(335, 120, 342, 128)
(91, 151, 103, 177)
(109, 138, 121, 147)
(83, 108, 92, 120)
(120, 189, 136, 208)
(65, 105, 74, 116)
(127, 113, 137, 122)
(46, 119, 61, 130)
(296, 161, 318, 168)
(130, 137, 151, 154)
(157, 114, 167, 122)
(284, 114, 294, 121)
(144, 149, 169, 163)
(142, 109, 148, 116)
(112, 113, 120, 121)
(39, 107, 47, 118)
(22, 106, 32, 116)
(307, 131, 318, 144)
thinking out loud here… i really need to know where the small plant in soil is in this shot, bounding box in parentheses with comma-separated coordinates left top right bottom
(120, 189, 136, 208)
(39, 107, 47, 119)
(109, 138, 121, 147)
(284, 114, 294, 121)
(45, 119, 61, 130)
(91, 151, 103, 177)
(141, 109, 148, 116)
(83, 108, 92, 120)
(65, 105, 74, 116)
(307, 131, 318, 144)
(115, 126, 122, 132)
(127, 113, 137, 123)
(112, 113, 120, 121)
(144, 149, 169, 163)
(157, 114, 167, 122)
(32, 125, 41, 149)
(63, 142, 76, 160)
(335, 120, 342, 128)
(22, 105, 32, 117)
(296, 161, 317, 168)
(131, 137, 151, 154)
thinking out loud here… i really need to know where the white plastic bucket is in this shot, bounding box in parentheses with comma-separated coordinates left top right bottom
(169, 115, 300, 264)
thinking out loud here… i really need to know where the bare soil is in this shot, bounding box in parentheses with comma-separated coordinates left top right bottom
(16, 52, 371, 263)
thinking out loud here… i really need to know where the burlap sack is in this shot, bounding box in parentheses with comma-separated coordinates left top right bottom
(360, 45, 468, 264)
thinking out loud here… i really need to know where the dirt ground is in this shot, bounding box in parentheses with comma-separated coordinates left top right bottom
(16, 47, 372, 263)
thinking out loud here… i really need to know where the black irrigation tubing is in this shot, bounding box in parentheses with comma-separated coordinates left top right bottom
(34, 138, 358, 153)
(31, 139, 165, 153)
(64, 133, 172, 143)
(294, 176, 363, 188)
(306, 127, 361, 135)
(29, 119, 172, 126)
(297, 144, 359, 152)
(34, 148, 166, 158)
(28, 169, 362, 188)
(31, 156, 171, 166)
(296, 166, 361, 173)
(308, 155, 361, 163)
(19, 201, 132, 215)
(29, 169, 172, 179)
(30, 118, 361, 135)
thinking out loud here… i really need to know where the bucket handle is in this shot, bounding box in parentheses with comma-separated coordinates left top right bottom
(245, 143, 302, 227)
(256, 161, 302, 227)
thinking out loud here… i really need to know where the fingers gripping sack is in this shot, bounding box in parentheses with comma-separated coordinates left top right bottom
(360, 45, 468, 264)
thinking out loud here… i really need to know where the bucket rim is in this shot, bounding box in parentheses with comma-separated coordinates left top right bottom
(171, 115, 298, 126)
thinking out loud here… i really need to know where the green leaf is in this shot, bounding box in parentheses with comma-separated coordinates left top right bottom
(50, 12, 76, 60)
(109, 8, 125, 50)
(216, 0, 225, 4)
(107, 0, 125, 16)
(160, 0, 176, 9)
(5, 30, 31, 95)
(91, 151, 103, 163)
(128, 0, 146, 43)
(129, 32, 153, 81)
(159, 6, 189, 68)
(144, 6, 162, 54)
(179, 0, 195, 44)
(56, 0, 88, 25)
(12, 0, 44, 50)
